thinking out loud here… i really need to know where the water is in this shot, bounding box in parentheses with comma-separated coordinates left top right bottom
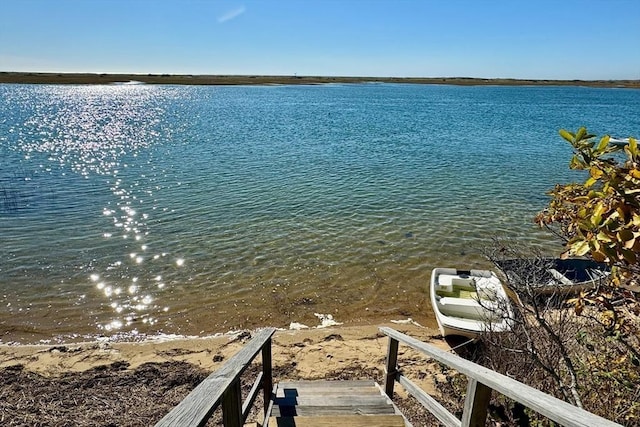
(1, 83, 639, 343)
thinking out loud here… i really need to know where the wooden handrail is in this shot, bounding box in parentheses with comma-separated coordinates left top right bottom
(155, 327, 276, 427)
(379, 327, 621, 427)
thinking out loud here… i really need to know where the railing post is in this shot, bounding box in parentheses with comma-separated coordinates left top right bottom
(222, 379, 242, 427)
(461, 378, 492, 427)
(262, 337, 273, 416)
(384, 336, 399, 398)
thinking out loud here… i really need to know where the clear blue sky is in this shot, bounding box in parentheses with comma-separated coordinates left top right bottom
(1, 0, 639, 79)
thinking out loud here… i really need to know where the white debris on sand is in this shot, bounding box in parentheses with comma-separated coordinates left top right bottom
(314, 313, 343, 328)
(289, 322, 310, 330)
(288, 314, 344, 330)
(390, 318, 423, 327)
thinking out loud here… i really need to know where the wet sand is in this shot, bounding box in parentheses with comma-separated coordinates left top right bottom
(1, 71, 639, 88)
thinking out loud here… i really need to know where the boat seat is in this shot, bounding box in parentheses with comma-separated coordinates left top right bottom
(437, 274, 475, 293)
(437, 296, 498, 321)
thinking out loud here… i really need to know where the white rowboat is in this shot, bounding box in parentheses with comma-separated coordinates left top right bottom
(430, 268, 513, 339)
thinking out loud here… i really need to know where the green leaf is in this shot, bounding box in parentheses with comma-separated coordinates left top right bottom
(576, 127, 587, 141)
(589, 166, 603, 179)
(630, 137, 638, 158)
(596, 135, 610, 152)
(592, 202, 606, 225)
(596, 231, 613, 243)
(570, 156, 585, 169)
(559, 129, 574, 143)
(572, 240, 591, 257)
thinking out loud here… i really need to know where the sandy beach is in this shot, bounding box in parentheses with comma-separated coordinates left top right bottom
(0, 322, 440, 376)
(0, 322, 458, 426)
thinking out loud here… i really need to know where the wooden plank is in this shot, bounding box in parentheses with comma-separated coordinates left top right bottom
(379, 327, 621, 427)
(222, 379, 242, 427)
(155, 327, 275, 427)
(276, 389, 380, 398)
(275, 388, 380, 399)
(262, 384, 278, 427)
(373, 381, 415, 427)
(268, 415, 406, 427)
(275, 388, 381, 398)
(274, 395, 389, 407)
(461, 378, 491, 427)
(262, 337, 273, 417)
(241, 372, 263, 421)
(270, 405, 397, 417)
(397, 374, 460, 427)
(385, 337, 399, 397)
(277, 380, 376, 389)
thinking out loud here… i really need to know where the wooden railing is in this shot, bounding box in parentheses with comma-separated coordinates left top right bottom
(155, 327, 275, 427)
(380, 327, 621, 427)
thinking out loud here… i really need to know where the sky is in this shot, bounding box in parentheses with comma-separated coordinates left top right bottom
(1, 0, 639, 80)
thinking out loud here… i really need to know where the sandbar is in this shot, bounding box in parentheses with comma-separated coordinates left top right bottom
(1, 72, 638, 88)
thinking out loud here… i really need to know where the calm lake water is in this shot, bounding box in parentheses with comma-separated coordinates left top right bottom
(1, 83, 639, 343)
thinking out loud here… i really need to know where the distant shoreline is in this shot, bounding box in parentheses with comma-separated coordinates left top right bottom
(1, 72, 639, 88)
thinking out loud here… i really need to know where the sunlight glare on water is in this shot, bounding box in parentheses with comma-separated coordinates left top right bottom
(1, 84, 187, 339)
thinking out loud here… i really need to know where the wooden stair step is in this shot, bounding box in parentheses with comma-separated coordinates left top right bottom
(276, 389, 381, 398)
(277, 380, 376, 389)
(269, 380, 401, 419)
(274, 395, 390, 407)
(276, 386, 380, 398)
(268, 415, 406, 427)
(270, 404, 397, 417)
(276, 380, 382, 400)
